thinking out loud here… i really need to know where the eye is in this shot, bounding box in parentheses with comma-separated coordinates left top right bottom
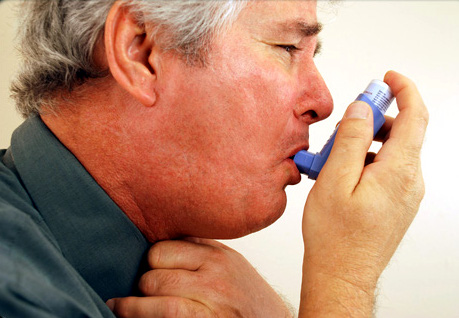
(277, 44, 299, 54)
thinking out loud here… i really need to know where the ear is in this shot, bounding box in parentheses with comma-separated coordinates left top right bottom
(105, 1, 157, 107)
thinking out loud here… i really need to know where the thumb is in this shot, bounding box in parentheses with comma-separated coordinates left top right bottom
(317, 101, 374, 191)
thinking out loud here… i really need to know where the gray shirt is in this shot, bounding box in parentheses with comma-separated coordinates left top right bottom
(0, 116, 150, 317)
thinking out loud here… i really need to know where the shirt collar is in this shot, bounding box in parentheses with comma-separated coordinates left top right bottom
(10, 116, 150, 301)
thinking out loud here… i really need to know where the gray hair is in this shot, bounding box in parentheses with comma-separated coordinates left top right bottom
(10, 0, 247, 118)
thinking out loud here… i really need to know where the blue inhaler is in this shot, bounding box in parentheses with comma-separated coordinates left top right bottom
(293, 79, 395, 180)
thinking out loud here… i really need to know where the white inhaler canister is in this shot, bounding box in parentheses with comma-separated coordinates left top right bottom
(293, 79, 394, 180)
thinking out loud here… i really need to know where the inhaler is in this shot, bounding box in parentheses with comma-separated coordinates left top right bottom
(293, 79, 395, 180)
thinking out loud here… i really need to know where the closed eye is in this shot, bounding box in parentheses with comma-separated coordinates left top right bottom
(276, 41, 321, 57)
(277, 44, 299, 54)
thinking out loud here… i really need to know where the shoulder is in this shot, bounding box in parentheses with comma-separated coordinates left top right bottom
(0, 148, 57, 248)
(0, 151, 114, 318)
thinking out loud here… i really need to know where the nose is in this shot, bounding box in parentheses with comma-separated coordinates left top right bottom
(294, 62, 333, 124)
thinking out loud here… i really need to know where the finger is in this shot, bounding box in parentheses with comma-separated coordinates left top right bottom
(148, 240, 218, 270)
(138, 269, 200, 297)
(184, 237, 234, 252)
(364, 152, 377, 167)
(317, 101, 374, 191)
(374, 116, 394, 143)
(378, 71, 429, 161)
(107, 296, 212, 318)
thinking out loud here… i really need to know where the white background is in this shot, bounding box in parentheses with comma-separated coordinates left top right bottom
(1, 1, 458, 317)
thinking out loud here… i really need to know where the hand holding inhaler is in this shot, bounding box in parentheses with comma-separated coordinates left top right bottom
(294, 79, 394, 180)
(298, 71, 428, 316)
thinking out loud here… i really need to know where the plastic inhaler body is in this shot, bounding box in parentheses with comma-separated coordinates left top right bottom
(293, 80, 395, 180)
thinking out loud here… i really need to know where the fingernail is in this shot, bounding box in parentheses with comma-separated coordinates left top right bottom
(106, 299, 115, 311)
(345, 101, 370, 119)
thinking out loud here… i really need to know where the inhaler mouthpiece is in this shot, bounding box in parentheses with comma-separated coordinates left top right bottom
(293, 79, 394, 180)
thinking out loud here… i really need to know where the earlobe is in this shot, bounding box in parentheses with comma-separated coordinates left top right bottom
(105, 1, 157, 107)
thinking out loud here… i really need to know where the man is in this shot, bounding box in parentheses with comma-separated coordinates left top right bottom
(0, 1, 428, 317)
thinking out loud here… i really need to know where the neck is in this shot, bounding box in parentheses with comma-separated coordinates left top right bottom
(40, 81, 177, 243)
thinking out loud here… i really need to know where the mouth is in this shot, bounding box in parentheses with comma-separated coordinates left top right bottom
(285, 144, 309, 184)
(287, 144, 309, 161)
(285, 146, 308, 185)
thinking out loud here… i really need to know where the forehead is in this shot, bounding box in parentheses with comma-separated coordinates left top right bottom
(237, 1, 318, 29)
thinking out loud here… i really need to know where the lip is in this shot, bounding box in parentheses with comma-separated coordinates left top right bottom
(284, 143, 309, 184)
(285, 157, 302, 185)
(287, 143, 310, 160)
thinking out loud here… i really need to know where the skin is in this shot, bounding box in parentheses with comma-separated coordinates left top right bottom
(43, 0, 332, 241)
(107, 72, 428, 318)
(108, 238, 295, 317)
(298, 71, 428, 316)
(41, 1, 329, 316)
(42, 0, 428, 317)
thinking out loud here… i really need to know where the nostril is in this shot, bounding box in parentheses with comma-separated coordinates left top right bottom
(302, 110, 318, 121)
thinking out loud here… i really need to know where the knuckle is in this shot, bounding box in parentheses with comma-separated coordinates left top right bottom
(168, 298, 213, 318)
(393, 158, 419, 184)
(419, 107, 429, 128)
(416, 177, 426, 201)
(188, 303, 216, 318)
(404, 76, 417, 89)
(138, 272, 156, 295)
(391, 162, 425, 204)
(148, 244, 162, 268)
(341, 132, 367, 143)
(338, 122, 372, 144)
(409, 102, 429, 133)
(399, 160, 419, 185)
(159, 269, 182, 288)
(402, 144, 422, 162)
(163, 298, 181, 318)
(162, 298, 181, 318)
(398, 73, 417, 93)
(208, 247, 229, 265)
(162, 298, 213, 318)
(113, 298, 135, 318)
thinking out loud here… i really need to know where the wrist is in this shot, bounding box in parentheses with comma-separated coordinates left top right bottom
(301, 238, 385, 294)
(299, 259, 379, 317)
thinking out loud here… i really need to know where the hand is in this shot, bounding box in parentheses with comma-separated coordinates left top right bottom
(299, 71, 428, 316)
(107, 238, 294, 318)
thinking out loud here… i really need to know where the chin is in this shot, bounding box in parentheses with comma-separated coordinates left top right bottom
(200, 194, 288, 240)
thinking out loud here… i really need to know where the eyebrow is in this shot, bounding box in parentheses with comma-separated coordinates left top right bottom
(277, 21, 323, 38)
(276, 21, 323, 56)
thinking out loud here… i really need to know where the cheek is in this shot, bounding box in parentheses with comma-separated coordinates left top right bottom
(215, 54, 299, 151)
(144, 54, 295, 238)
